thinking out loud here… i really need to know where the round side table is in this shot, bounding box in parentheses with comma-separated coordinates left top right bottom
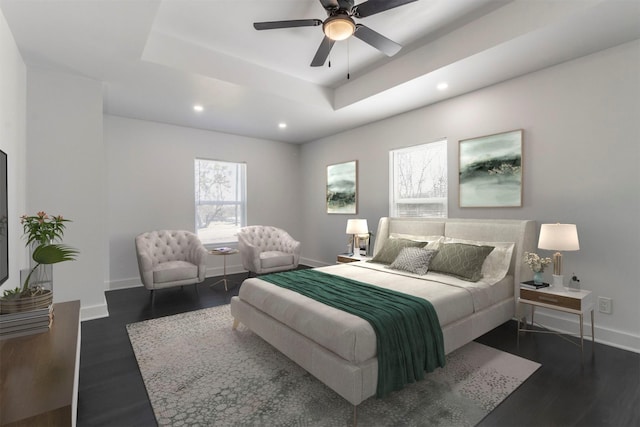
(209, 248, 239, 291)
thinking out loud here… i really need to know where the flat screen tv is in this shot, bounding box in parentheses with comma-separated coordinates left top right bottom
(0, 149, 7, 285)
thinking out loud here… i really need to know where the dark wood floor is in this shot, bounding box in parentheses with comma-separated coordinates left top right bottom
(78, 271, 640, 426)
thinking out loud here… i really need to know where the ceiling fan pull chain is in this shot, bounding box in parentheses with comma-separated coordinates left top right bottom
(347, 39, 350, 80)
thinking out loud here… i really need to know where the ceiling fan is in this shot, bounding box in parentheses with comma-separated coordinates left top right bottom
(253, 0, 418, 67)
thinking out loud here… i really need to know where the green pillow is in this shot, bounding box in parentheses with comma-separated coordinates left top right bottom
(370, 238, 427, 265)
(429, 243, 494, 282)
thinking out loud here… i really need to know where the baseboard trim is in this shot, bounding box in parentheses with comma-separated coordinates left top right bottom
(206, 264, 245, 277)
(80, 302, 109, 322)
(299, 257, 329, 268)
(105, 263, 639, 353)
(108, 277, 142, 290)
(108, 264, 248, 291)
(530, 311, 640, 354)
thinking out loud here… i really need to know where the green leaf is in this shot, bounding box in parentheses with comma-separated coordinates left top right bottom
(32, 244, 79, 265)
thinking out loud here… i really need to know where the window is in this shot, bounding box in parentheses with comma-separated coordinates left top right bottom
(194, 158, 247, 245)
(389, 139, 448, 218)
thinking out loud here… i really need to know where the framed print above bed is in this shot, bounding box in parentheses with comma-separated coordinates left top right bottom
(459, 129, 523, 208)
(326, 160, 357, 214)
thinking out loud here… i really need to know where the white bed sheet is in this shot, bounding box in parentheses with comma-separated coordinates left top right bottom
(337, 261, 514, 313)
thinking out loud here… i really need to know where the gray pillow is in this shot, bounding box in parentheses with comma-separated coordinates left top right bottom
(370, 238, 427, 265)
(388, 247, 438, 275)
(429, 243, 494, 282)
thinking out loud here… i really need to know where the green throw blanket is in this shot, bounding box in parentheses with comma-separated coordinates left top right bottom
(260, 269, 446, 398)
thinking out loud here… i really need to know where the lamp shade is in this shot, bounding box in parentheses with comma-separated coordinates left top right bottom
(538, 223, 580, 251)
(346, 219, 368, 235)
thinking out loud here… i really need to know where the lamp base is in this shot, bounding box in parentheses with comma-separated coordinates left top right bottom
(552, 274, 564, 289)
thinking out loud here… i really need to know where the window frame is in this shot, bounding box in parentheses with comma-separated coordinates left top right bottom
(194, 158, 247, 246)
(389, 139, 448, 218)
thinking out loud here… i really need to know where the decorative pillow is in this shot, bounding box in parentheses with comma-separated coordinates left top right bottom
(389, 233, 444, 250)
(370, 238, 426, 265)
(388, 247, 438, 275)
(444, 238, 515, 282)
(429, 243, 495, 282)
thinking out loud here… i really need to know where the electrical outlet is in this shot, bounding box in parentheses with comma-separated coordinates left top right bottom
(598, 297, 612, 314)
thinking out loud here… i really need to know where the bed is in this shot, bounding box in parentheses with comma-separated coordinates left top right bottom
(230, 217, 536, 408)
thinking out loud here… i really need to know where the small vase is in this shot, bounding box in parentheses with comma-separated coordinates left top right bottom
(533, 271, 544, 285)
(26, 241, 53, 294)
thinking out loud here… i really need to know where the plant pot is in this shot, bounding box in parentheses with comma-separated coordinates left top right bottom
(0, 289, 53, 314)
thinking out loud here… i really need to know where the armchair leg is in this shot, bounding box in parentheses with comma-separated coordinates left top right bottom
(150, 290, 155, 307)
(194, 283, 199, 296)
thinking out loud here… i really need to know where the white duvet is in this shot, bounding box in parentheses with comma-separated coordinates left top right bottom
(237, 262, 513, 364)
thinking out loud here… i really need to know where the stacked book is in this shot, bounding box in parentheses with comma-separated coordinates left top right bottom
(520, 280, 550, 290)
(211, 247, 235, 253)
(0, 305, 53, 340)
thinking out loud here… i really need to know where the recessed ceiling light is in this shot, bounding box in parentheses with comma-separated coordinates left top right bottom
(437, 82, 449, 91)
(278, 123, 287, 129)
(193, 105, 204, 112)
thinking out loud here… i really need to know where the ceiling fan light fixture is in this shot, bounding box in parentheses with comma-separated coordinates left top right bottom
(323, 15, 355, 41)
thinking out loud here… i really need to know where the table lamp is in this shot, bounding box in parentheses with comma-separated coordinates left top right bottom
(346, 219, 368, 256)
(538, 223, 580, 288)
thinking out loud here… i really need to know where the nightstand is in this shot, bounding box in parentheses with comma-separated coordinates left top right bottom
(337, 253, 370, 264)
(517, 286, 594, 355)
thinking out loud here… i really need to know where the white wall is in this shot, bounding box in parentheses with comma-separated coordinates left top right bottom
(5, 5, 637, 351)
(104, 116, 302, 289)
(0, 8, 26, 294)
(26, 69, 108, 320)
(300, 40, 640, 352)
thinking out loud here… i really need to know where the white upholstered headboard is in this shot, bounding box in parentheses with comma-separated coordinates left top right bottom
(373, 217, 537, 286)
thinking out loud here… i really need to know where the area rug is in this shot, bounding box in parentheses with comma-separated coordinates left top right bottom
(127, 306, 540, 426)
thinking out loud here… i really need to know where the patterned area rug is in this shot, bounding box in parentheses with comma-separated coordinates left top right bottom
(127, 306, 540, 426)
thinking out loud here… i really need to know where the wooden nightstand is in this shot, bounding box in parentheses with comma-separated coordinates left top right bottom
(517, 286, 594, 355)
(337, 254, 370, 264)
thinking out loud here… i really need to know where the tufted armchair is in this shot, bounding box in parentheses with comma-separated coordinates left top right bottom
(135, 230, 209, 304)
(237, 226, 301, 275)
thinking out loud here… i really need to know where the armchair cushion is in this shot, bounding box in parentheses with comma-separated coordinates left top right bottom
(153, 261, 198, 284)
(261, 252, 295, 270)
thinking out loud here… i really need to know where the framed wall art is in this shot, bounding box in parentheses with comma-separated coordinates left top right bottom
(326, 160, 357, 214)
(459, 129, 523, 208)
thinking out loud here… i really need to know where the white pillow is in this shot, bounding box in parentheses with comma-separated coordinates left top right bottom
(389, 233, 444, 250)
(443, 237, 515, 282)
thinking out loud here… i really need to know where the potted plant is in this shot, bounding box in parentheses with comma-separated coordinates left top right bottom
(0, 212, 78, 314)
(523, 251, 552, 284)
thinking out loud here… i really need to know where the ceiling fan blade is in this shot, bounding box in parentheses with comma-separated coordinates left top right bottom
(353, 24, 402, 56)
(353, 0, 417, 18)
(318, 0, 340, 11)
(253, 19, 322, 30)
(319, 0, 355, 13)
(310, 36, 336, 67)
(337, 0, 355, 11)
